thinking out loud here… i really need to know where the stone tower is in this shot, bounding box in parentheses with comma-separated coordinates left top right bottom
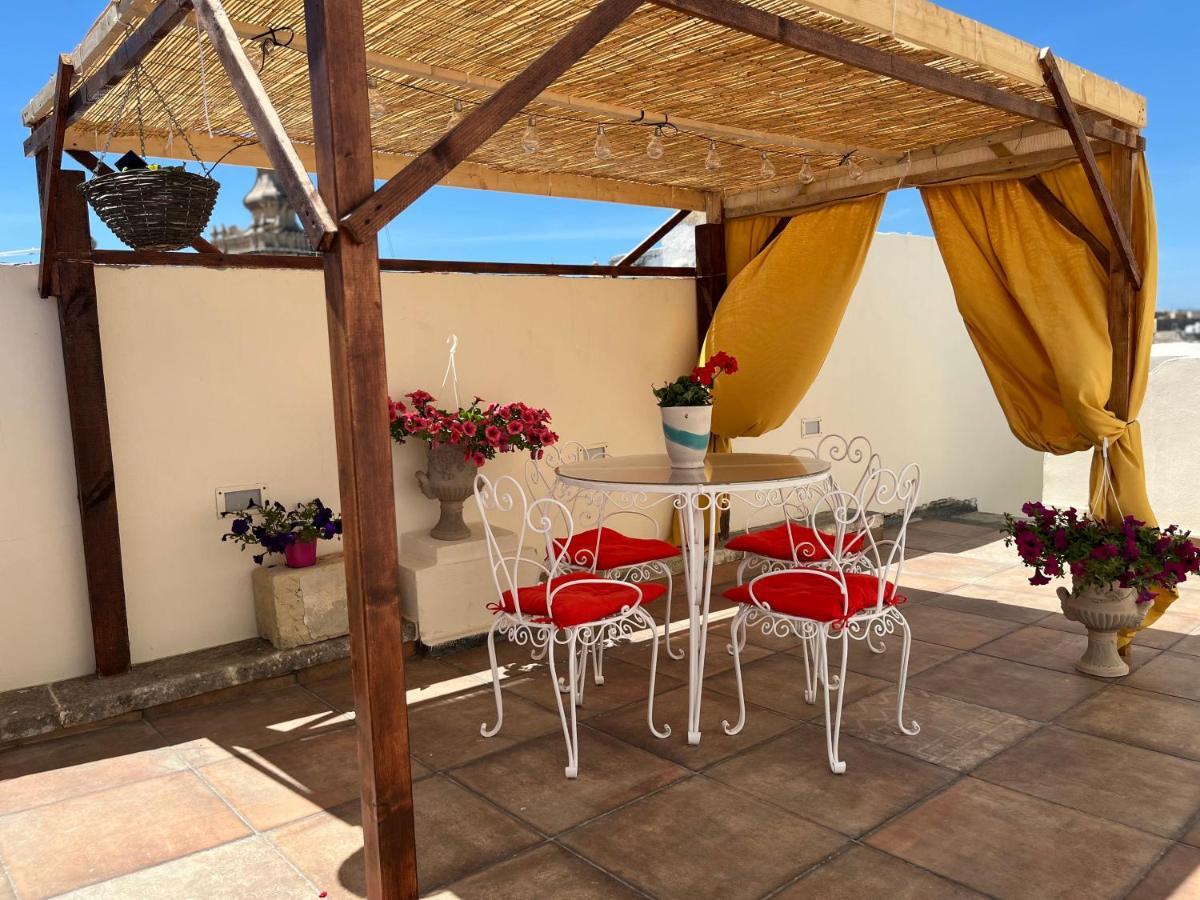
(209, 169, 314, 255)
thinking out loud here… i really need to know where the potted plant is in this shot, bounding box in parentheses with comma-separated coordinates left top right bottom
(652, 351, 738, 468)
(222, 499, 342, 568)
(1004, 502, 1199, 676)
(390, 390, 559, 541)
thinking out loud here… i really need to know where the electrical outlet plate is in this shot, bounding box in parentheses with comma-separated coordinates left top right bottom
(801, 417, 822, 437)
(215, 483, 268, 518)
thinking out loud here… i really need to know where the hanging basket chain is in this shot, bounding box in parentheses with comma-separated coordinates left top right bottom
(132, 66, 147, 159)
(139, 64, 211, 174)
(95, 73, 140, 169)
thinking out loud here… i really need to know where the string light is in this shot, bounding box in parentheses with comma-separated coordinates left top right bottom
(446, 99, 464, 130)
(759, 150, 776, 180)
(646, 125, 666, 160)
(367, 77, 388, 119)
(704, 140, 722, 171)
(798, 156, 814, 184)
(521, 116, 541, 154)
(593, 124, 613, 160)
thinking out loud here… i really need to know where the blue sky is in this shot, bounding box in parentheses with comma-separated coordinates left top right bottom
(1, 1, 1195, 306)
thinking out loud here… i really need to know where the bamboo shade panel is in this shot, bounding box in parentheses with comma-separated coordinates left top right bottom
(56, 0, 1102, 194)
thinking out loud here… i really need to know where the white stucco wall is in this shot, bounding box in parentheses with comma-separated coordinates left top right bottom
(741, 233, 1044, 515)
(0, 233, 1043, 690)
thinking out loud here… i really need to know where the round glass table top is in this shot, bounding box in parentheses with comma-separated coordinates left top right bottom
(555, 452, 830, 489)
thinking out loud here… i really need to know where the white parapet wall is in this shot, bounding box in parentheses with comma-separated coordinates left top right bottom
(0, 232, 1042, 691)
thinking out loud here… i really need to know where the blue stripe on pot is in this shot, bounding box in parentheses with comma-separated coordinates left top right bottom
(662, 422, 710, 450)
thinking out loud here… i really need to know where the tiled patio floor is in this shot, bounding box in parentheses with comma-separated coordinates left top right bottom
(3, 517, 1200, 898)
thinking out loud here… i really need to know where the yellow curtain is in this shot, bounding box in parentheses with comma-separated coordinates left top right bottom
(921, 156, 1162, 643)
(704, 196, 885, 450)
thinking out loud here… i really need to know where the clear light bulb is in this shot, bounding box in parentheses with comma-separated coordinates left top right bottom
(847, 155, 864, 181)
(367, 77, 387, 120)
(446, 99, 464, 130)
(759, 150, 776, 180)
(798, 156, 815, 185)
(593, 124, 613, 160)
(646, 125, 665, 160)
(521, 116, 541, 154)
(705, 140, 722, 171)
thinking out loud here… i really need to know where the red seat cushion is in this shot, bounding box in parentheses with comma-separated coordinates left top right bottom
(723, 572, 902, 622)
(497, 571, 667, 628)
(725, 522, 865, 562)
(554, 527, 680, 570)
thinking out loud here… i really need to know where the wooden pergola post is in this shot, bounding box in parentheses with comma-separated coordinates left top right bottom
(303, 0, 419, 896)
(694, 221, 727, 349)
(1106, 136, 1139, 421)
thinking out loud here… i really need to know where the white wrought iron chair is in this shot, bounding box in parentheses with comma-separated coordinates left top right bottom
(527, 442, 684, 662)
(727, 434, 877, 586)
(475, 473, 670, 778)
(720, 460, 922, 774)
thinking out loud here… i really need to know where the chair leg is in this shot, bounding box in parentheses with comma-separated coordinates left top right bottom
(722, 607, 750, 736)
(894, 612, 921, 736)
(480, 618, 505, 738)
(820, 627, 849, 774)
(640, 608, 671, 739)
(575, 638, 590, 706)
(548, 629, 580, 778)
(592, 639, 606, 685)
(801, 632, 817, 705)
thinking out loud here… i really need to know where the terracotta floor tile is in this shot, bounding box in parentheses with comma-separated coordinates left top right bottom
(775, 845, 982, 899)
(0, 721, 185, 815)
(606, 618, 771, 676)
(1124, 651, 1200, 702)
(270, 775, 540, 895)
(0, 872, 12, 900)
(588, 684, 797, 770)
(148, 684, 346, 766)
(840, 687, 1037, 771)
(978, 624, 1162, 676)
(1035, 611, 1198, 652)
(900, 552, 1012, 584)
(305, 658, 485, 713)
(1174, 627, 1200, 658)
(1183, 818, 1200, 849)
(910, 652, 1104, 721)
(927, 585, 1060, 624)
(975, 726, 1200, 839)
(705, 725, 954, 836)
(561, 776, 846, 900)
(496, 654, 683, 721)
(53, 837, 314, 899)
(407, 683, 563, 770)
(895, 573, 968, 595)
(199, 725, 360, 830)
(705, 652, 889, 721)
(898, 604, 1021, 650)
(438, 842, 642, 899)
(1126, 843, 1200, 900)
(827, 637, 962, 683)
(0, 771, 249, 898)
(867, 779, 1167, 900)
(452, 726, 687, 834)
(1061, 686, 1200, 761)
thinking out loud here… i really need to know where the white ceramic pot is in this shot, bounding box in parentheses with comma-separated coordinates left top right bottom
(660, 405, 712, 469)
(1057, 581, 1149, 677)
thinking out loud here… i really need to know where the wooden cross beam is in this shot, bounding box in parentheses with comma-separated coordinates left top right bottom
(616, 209, 690, 270)
(192, 0, 336, 251)
(24, 0, 193, 158)
(1038, 48, 1142, 290)
(647, 0, 1142, 152)
(339, 0, 644, 242)
(38, 56, 75, 299)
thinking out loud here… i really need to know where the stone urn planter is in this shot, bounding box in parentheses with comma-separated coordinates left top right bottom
(661, 404, 711, 469)
(1057, 582, 1149, 677)
(416, 444, 475, 541)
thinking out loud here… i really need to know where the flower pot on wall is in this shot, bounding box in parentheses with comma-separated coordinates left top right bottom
(1057, 581, 1149, 677)
(285, 539, 318, 569)
(661, 405, 711, 469)
(416, 444, 476, 541)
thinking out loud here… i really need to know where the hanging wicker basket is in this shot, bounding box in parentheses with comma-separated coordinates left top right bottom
(79, 167, 219, 251)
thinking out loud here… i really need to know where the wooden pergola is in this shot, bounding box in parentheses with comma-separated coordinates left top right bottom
(24, 1, 1146, 895)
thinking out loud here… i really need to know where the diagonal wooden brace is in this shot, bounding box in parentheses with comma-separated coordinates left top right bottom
(339, 0, 644, 243)
(38, 56, 75, 299)
(1039, 48, 1142, 290)
(192, 0, 336, 250)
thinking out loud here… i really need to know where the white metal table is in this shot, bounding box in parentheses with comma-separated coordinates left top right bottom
(555, 452, 831, 744)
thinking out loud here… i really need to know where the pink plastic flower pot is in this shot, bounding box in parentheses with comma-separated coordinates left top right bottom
(285, 539, 318, 569)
